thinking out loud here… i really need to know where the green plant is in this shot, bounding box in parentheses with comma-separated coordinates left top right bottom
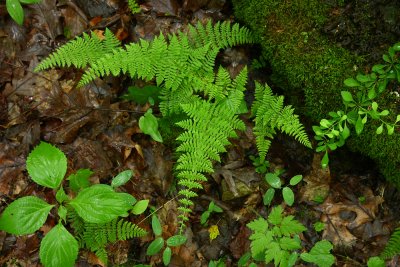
(200, 201, 223, 225)
(379, 227, 400, 259)
(313, 43, 400, 167)
(249, 155, 270, 174)
(263, 172, 303, 206)
(0, 142, 147, 267)
(209, 257, 226, 267)
(367, 256, 385, 267)
(127, 0, 140, 14)
(313, 221, 325, 232)
(5, 0, 41, 25)
(243, 205, 334, 267)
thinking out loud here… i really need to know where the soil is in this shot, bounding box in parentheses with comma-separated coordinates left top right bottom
(0, 0, 399, 266)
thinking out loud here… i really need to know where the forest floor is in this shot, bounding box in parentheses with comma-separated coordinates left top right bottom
(0, 0, 400, 266)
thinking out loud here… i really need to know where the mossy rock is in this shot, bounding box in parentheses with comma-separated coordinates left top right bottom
(232, 0, 400, 187)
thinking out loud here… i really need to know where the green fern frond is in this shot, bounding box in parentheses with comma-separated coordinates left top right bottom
(35, 29, 121, 72)
(380, 227, 400, 259)
(251, 82, 311, 162)
(127, 0, 141, 14)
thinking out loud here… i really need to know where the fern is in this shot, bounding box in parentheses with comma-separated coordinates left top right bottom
(127, 0, 140, 14)
(380, 227, 400, 259)
(35, 29, 121, 71)
(251, 82, 312, 162)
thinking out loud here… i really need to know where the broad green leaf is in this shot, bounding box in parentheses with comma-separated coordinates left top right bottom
(6, 0, 24, 25)
(118, 192, 137, 206)
(313, 221, 325, 232)
(288, 252, 298, 267)
(265, 173, 281, 189)
(280, 216, 307, 235)
(387, 124, 395, 135)
(279, 236, 301, 250)
(379, 110, 389, 116)
(372, 64, 385, 73)
(289, 175, 302, 186)
(67, 169, 92, 192)
(247, 217, 268, 233)
(163, 247, 172, 266)
(238, 252, 251, 267)
(341, 125, 350, 139)
(166, 235, 187, 246)
(26, 142, 67, 189)
(146, 237, 164, 256)
(376, 124, 383, 135)
(368, 87, 376, 99)
(282, 187, 295, 206)
(58, 205, 67, 223)
(341, 91, 354, 102)
(139, 109, 163, 142)
(268, 206, 283, 225)
(263, 188, 275, 206)
(321, 152, 329, 168)
(211, 203, 223, 213)
(0, 196, 53, 235)
(111, 170, 133, 188)
(56, 187, 69, 204)
(123, 85, 160, 105)
(201, 211, 211, 225)
(344, 78, 360, 87)
(367, 256, 385, 267)
(132, 199, 149, 215)
(152, 214, 162, 236)
(300, 240, 335, 267)
(355, 116, 364, 135)
(40, 224, 78, 267)
(69, 184, 132, 223)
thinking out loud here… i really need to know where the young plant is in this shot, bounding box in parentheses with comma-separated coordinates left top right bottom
(313, 43, 400, 167)
(6, 0, 41, 25)
(0, 142, 147, 267)
(263, 172, 303, 206)
(249, 155, 270, 174)
(200, 201, 223, 225)
(243, 206, 335, 267)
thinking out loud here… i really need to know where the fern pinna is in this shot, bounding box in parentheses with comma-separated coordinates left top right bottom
(68, 208, 146, 264)
(251, 82, 312, 162)
(380, 227, 400, 259)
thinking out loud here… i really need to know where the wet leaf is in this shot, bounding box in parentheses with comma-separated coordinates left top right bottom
(40, 224, 78, 267)
(0, 196, 54, 235)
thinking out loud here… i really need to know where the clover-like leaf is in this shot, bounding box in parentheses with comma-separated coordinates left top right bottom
(40, 224, 78, 267)
(69, 184, 132, 223)
(0, 196, 54, 235)
(111, 170, 133, 188)
(26, 142, 67, 189)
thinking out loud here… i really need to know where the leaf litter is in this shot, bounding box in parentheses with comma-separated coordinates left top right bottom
(0, 0, 400, 266)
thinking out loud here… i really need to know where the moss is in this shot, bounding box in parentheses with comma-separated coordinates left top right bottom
(232, 0, 400, 187)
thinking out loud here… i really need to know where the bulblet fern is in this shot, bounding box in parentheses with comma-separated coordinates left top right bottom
(251, 82, 312, 162)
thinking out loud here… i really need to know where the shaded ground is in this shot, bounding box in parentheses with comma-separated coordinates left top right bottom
(0, 0, 400, 266)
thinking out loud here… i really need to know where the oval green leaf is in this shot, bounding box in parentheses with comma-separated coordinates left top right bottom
(26, 142, 67, 189)
(139, 109, 163, 143)
(166, 234, 187, 247)
(69, 184, 132, 223)
(355, 116, 364, 135)
(40, 224, 78, 267)
(265, 173, 281, 189)
(289, 175, 302, 186)
(163, 247, 172, 266)
(0, 196, 54, 235)
(111, 170, 133, 188)
(263, 188, 275, 206)
(376, 124, 384, 135)
(201, 211, 210, 225)
(152, 214, 162, 236)
(282, 187, 295, 206)
(344, 78, 360, 87)
(321, 152, 329, 169)
(238, 252, 251, 267)
(6, 0, 24, 25)
(340, 91, 354, 102)
(132, 199, 149, 215)
(146, 237, 164, 256)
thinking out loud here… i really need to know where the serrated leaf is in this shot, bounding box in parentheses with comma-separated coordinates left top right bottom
(268, 206, 283, 225)
(146, 237, 164, 256)
(26, 142, 67, 189)
(152, 214, 162, 236)
(341, 91, 354, 102)
(367, 256, 385, 267)
(300, 240, 335, 267)
(39, 224, 78, 267)
(238, 252, 251, 267)
(56, 186, 69, 204)
(6, 0, 24, 25)
(249, 232, 272, 258)
(67, 169, 92, 192)
(0, 196, 54, 235)
(265, 173, 281, 188)
(139, 109, 163, 142)
(344, 78, 360, 87)
(282, 187, 295, 206)
(247, 217, 268, 233)
(279, 236, 301, 250)
(289, 175, 302, 186)
(69, 184, 132, 223)
(132, 199, 149, 215)
(58, 205, 67, 223)
(166, 235, 187, 246)
(280, 216, 307, 236)
(111, 170, 133, 188)
(163, 247, 172, 266)
(288, 252, 298, 267)
(263, 188, 275, 206)
(265, 241, 280, 264)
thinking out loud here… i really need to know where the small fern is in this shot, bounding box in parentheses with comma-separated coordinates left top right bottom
(251, 82, 312, 162)
(127, 0, 140, 14)
(380, 227, 400, 259)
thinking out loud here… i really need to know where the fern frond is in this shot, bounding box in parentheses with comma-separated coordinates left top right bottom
(380, 227, 400, 259)
(35, 29, 121, 72)
(251, 82, 311, 162)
